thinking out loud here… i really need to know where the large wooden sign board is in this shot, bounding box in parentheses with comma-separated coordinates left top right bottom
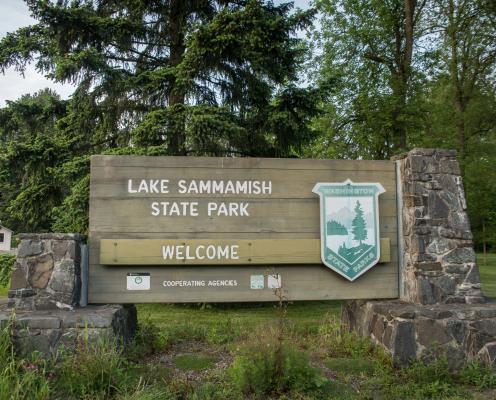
(88, 156, 399, 303)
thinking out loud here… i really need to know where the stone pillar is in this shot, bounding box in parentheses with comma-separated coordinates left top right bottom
(342, 149, 495, 367)
(2, 233, 137, 357)
(8, 234, 83, 310)
(397, 148, 484, 304)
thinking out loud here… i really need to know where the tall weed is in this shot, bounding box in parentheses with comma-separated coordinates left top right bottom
(229, 289, 329, 397)
(53, 334, 131, 399)
(0, 315, 50, 400)
(318, 312, 391, 365)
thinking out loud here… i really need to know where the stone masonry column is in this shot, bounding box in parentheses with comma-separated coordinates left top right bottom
(397, 148, 484, 304)
(342, 149, 495, 367)
(2, 233, 136, 358)
(8, 233, 83, 310)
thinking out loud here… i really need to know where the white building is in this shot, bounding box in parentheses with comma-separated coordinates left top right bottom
(0, 225, 13, 252)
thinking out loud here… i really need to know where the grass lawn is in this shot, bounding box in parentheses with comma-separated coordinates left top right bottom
(477, 253, 496, 298)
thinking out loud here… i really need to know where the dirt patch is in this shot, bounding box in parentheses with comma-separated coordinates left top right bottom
(147, 340, 233, 382)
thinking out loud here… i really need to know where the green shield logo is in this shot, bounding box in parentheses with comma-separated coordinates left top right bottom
(312, 179, 385, 281)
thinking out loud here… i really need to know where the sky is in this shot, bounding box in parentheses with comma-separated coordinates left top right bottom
(0, 0, 312, 107)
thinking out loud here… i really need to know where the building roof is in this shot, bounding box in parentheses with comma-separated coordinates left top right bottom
(0, 225, 13, 233)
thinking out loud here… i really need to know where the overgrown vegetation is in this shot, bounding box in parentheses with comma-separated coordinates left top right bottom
(0, 258, 494, 398)
(0, 253, 15, 288)
(0, 297, 496, 399)
(0, 316, 50, 400)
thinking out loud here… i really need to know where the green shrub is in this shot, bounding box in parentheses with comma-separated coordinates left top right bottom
(0, 316, 50, 400)
(116, 384, 180, 400)
(205, 317, 236, 345)
(318, 313, 391, 365)
(53, 335, 131, 399)
(401, 357, 453, 386)
(229, 327, 328, 397)
(127, 315, 169, 361)
(458, 362, 496, 389)
(0, 253, 15, 288)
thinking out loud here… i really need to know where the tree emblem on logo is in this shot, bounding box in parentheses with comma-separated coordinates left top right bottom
(312, 179, 385, 281)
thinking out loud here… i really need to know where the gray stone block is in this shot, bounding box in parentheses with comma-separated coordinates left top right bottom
(417, 318, 450, 346)
(445, 264, 470, 274)
(28, 253, 54, 289)
(432, 275, 456, 296)
(9, 266, 27, 290)
(415, 262, 442, 271)
(52, 240, 69, 260)
(440, 159, 461, 175)
(418, 277, 436, 304)
(464, 266, 481, 285)
(342, 300, 496, 367)
(17, 315, 61, 329)
(443, 248, 476, 265)
(0, 304, 137, 358)
(391, 321, 417, 364)
(445, 319, 467, 344)
(17, 240, 43, 258)
(8, 288, 35, 298)
(477, 342, 496, 365)
(48, 260, 75, 294)
(426, 238, 456, 255)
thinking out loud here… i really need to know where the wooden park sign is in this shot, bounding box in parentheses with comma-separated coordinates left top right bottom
(88, 156, 399, 303)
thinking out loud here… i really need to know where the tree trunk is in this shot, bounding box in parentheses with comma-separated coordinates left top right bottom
(447, 0, 467, 169)
(483, 219, 487, 266)
(390, 0, 415, 153)
(167, 0, 187, 155)
(454, 96, 467, 163)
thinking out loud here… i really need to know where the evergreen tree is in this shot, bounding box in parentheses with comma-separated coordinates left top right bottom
(352, 201, 367, 245)
(0, 0, 318, 157)
(0, 1, 321, 233)
(0, 90, 70, 232)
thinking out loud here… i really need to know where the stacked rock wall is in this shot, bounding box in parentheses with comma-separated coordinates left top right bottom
(343, 148, 495, 367)
(0, 305, 137, 358)
(3, 233, 137, 357)
(398, 149, 484, 304)
(343, 300, 496, 368)
(8, 234, 83, 310)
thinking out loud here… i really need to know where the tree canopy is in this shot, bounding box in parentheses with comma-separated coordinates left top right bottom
(0, 0, 320, 233)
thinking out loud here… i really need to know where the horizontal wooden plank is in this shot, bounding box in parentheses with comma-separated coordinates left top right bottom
(88, 231, 398, 265)
(88, 230, 399, 244)
(89, 198, 398, 233)
(90, 168, 396, 200)
(100, 238, 391, 265)
(91, 155, 395, 171)
(87, 263, 399, 303)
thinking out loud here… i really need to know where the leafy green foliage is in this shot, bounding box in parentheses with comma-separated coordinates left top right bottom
(309, 0, 496, 250)
(230, 334, 329, 397)
(0, 253, 15, 288)
(311, 0, 430, 158)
